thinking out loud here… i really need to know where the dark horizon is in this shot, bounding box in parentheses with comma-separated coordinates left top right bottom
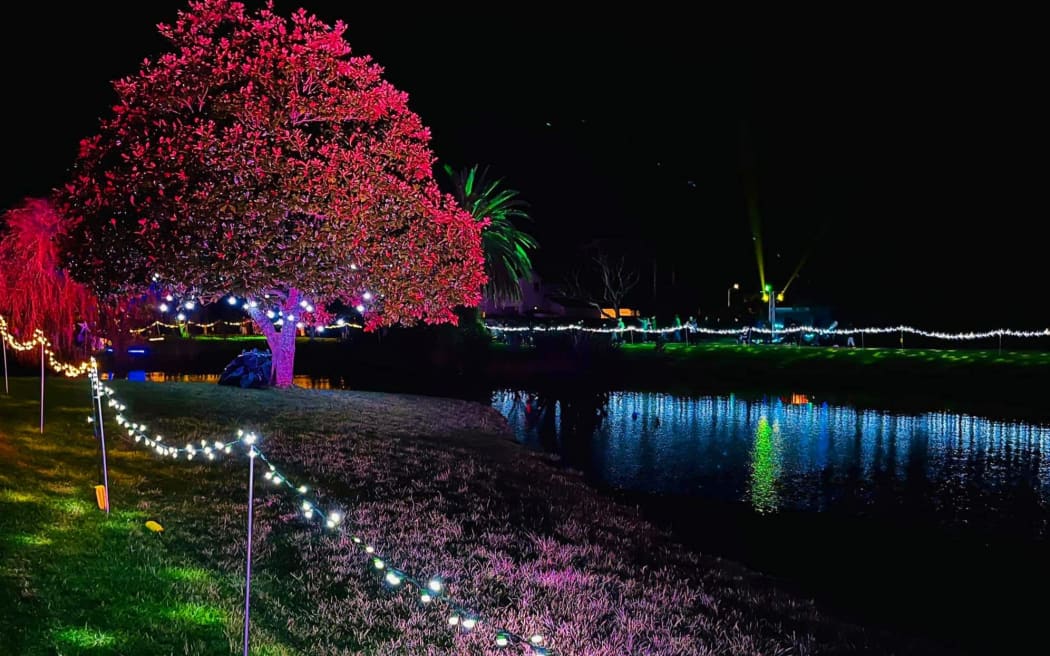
(2, 3, 1044, 329)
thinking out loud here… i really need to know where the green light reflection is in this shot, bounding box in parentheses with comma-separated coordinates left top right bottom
(749, 416, 782, 514)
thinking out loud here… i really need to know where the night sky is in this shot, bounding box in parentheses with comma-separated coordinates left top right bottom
(2, 4, 1044, 329)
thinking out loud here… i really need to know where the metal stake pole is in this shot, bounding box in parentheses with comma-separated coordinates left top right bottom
(242, 449, 256, 656)
(39, 341, 45, 433)
(2, 335, 8, 394)
(95, 372, 110, 513)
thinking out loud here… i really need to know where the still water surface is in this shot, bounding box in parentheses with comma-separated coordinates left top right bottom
(115, 373, 1050, 539)
(492, 390, 1050, 537)
(115, 373, 1050, 648)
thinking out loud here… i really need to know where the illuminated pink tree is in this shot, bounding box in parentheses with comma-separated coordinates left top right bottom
(60, 0, 485, 386)
(0, 198, 98, 359)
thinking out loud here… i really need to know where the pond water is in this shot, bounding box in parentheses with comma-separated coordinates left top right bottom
(105, 371, 345, 389)
(492, 390, 1050, 651)
(492, 390, 1050, 536)
(107, 373, 1048, 648)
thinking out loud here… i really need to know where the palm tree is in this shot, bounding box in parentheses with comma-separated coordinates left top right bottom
(445, 164, 538, 303)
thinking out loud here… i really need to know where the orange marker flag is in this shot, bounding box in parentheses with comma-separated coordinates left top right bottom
(94, 485, 108, 511)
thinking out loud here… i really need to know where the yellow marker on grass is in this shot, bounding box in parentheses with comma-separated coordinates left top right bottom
(94, 485, 108, 511)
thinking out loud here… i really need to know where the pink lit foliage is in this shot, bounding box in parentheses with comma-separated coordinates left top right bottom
(60, 0, 486, 386)
(0, 198, 98, 360)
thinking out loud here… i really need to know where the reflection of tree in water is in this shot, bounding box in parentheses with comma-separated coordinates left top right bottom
(749, 416, 782, 514)
(558, 392, 609, 468)
(523, 391, 610, 468)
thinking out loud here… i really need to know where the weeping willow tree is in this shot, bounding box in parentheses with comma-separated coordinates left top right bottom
(0, 198, 97, 358)
(445, 165, 538, 303)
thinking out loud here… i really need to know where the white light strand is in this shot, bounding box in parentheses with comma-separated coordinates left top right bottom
(128, 318, 363, 334)
(93, 375, 240, 461)
(249, 449, 550, 652)
(88, 364, 552, 654)
(0, 316, 96, 377)
(486, 323, 1050, 341)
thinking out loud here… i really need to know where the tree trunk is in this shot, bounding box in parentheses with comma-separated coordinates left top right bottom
(244, 288, 299, 388)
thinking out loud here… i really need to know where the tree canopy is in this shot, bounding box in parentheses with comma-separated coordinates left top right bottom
(445, 164, 537, 303)
(60, 0, 485, 331)
(0, 198, 97, 356)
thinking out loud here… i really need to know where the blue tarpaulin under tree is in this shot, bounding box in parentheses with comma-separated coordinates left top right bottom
(218, 349, 272, 388)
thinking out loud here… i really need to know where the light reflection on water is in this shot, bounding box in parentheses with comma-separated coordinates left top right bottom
(493, 390, 1050, 533)
(101, 371, 339, 389)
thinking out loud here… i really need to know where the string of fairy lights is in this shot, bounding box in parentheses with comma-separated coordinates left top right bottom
(129, 318, 362, 335)
(486, 323, 1050, 341)
(139, 285, 369, 336)
(117, 288, 1050, 343)
(126, 312, 1050, 342)
(87, 368, 552, 653)
(5, 313, 555, 651)
(1, 315, 96, 377)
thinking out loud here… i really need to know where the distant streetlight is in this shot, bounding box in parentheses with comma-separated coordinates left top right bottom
(727, 282, 740, 308)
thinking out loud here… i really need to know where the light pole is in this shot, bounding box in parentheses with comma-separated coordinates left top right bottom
(761, 284, 783, 341)
(764, 284, 774, 338)
(727, 282, 740, 308)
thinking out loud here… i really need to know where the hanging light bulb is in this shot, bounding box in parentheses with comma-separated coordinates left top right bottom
(385, 571, 401, 585)
(228, 296, 238, 305)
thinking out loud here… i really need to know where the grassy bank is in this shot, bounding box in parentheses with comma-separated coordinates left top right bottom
(1, 379, 928, 654)
(80, 335, 1050, 415)
(489, 341, 1050, 419)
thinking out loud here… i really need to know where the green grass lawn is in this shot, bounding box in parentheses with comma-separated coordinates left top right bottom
(621, 341, 1050, 367)
(0, 379, 292, 655)
(1, 378, 934, 655)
